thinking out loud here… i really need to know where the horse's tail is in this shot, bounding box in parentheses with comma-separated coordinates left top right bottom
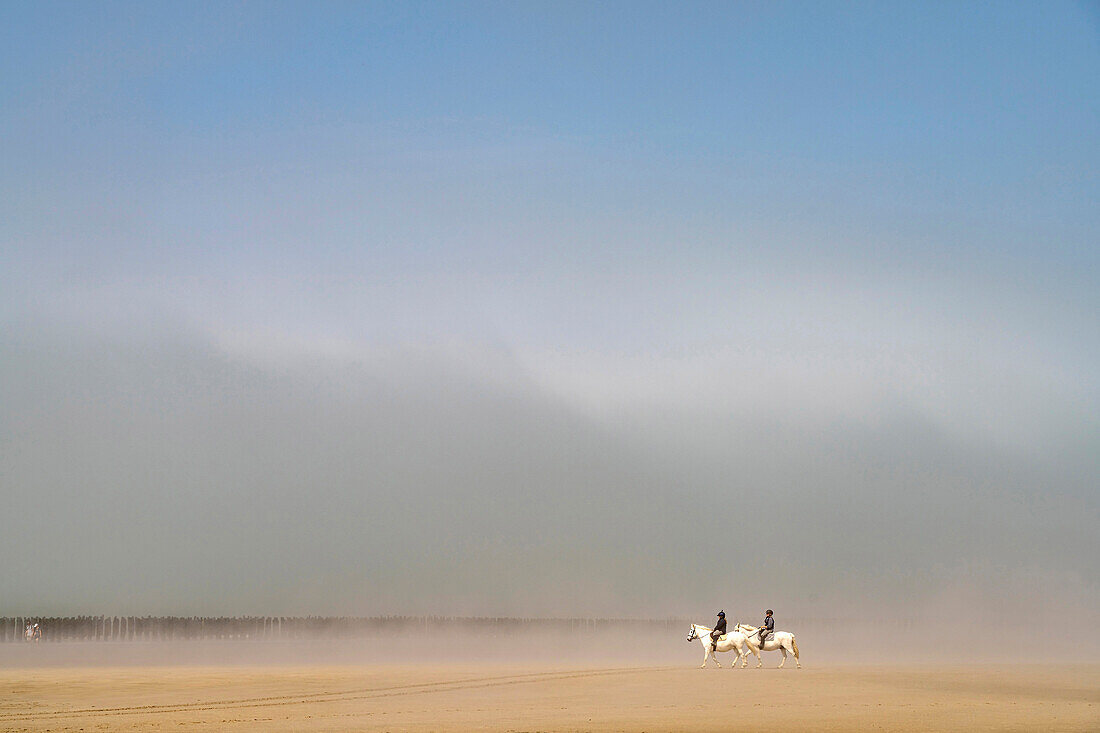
(791, 636, 799, 659)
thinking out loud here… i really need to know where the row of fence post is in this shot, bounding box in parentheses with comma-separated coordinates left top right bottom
(2, 616, 284, 642)
(0, 615, 937, 642)
(0, 616, 693, 642)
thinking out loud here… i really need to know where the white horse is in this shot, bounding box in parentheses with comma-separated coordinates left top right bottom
(735, 622, 800, 668)
(687, 624, 754, 668)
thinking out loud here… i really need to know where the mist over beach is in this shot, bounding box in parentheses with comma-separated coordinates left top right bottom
(4, 315, 1097, 644)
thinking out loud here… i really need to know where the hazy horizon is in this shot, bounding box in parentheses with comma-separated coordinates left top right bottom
(1, 2, 1097, 634)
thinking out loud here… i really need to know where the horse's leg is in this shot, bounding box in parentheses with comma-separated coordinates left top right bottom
(780, 639, 799, 668)
(700, 643, 708, 669)
(778, 645, 786, 668)
(713, 643, 721, 668)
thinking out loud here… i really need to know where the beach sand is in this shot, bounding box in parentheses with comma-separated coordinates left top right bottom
(2, 663, 1097, 732)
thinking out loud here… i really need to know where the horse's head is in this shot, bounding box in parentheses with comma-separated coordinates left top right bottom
(687, 625, 698, 641)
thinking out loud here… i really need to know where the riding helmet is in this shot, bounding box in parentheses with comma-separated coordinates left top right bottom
(766, 609, 773, 615)
(717, 611, 725, 617)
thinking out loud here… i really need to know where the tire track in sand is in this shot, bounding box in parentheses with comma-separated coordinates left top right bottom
(2, 666, 673, 722)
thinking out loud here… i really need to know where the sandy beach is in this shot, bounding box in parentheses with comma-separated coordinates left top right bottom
(2, 663, 1096, 732)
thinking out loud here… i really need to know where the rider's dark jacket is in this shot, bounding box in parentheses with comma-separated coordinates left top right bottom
(713, 617, 727, 636)
(763, 615, 774, 632)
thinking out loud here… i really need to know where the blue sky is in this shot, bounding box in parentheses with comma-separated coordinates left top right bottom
(1, 2, 1098, 622)
(4, 2, 1097, 272)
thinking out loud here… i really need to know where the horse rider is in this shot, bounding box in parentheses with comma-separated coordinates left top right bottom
(710, 610, 727, 650)
(758, 609, 774, 646)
